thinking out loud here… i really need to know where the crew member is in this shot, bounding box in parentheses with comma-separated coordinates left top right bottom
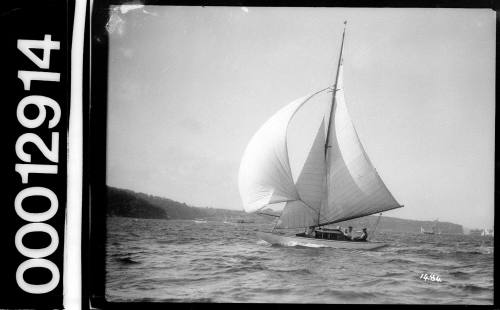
(343, 226, 353, 240)
(353, 228, 368, 241)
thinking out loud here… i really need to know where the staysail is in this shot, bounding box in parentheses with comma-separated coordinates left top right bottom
(238, 25, 402, 229)
(277, 119, 328, 228)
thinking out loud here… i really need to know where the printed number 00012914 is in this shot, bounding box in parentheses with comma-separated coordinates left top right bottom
(14, 34, 62, 295)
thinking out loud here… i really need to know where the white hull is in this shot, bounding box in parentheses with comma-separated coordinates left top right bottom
(257, 232, 387, 250)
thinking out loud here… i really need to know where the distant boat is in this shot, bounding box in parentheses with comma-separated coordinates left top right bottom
(238, 22, 403, 250)
(421, 226, 434, 235)
(421, 220, 440, 235)
(193, 219, 207, 224)
(479, 240, 493, 254)
(470, 229, 483, 236)
(481, 228, 494, 237)
(420, 226, 434, 235)
(235, 219, 254, 224)
(223, 216, 236, 225)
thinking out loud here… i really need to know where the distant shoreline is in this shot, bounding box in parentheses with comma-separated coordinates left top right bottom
(106, 186, 464, 234)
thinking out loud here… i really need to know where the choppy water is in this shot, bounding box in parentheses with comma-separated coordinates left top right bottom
(106, 217, 493, 304)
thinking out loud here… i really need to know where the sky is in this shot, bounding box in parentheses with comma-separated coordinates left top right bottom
(106, 6, 495, 229)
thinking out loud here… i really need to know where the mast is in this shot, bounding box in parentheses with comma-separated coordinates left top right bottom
(317, 21, 347, 227)
(325, 21, 347, 155)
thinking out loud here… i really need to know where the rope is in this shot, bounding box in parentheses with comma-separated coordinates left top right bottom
(271, 218, 279, 232)
(369, 213, 383, 240)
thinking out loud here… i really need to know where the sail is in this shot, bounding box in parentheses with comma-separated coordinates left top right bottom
(276, 200, 319, 229)
(239, 26, 403, 229)
(275, 120, 327, 228)
(238, 90, 327, 213)
(320, 63, 402, 225)
(294, 121, 327, 213)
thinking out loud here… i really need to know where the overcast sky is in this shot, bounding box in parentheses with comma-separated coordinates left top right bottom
(106, 6, 495, 229)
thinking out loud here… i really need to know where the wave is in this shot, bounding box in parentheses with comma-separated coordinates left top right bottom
(455, 248, 493, 255)
(386, 258, 415, 264)
(142, 297, 214, 303)
(251, 287, 292, 295)
(319, 288, 380, 300)
(448, 271, 471, 279)
(269, 267, 313, 275)
(225, 264, 266, 273)
(268, 242, 328, 248)
(389, 244, 494, 257)
(257, 240, 271, 246)
(390, 246, 426, 255)
(362, 278, 385, 286)
(382, 271, 407, 277)
(476, 246, 494, 255)
(449, 283, 492, 293)
(156, 239, 178, 245)
(115, 256, 140, 264)
(137, 274, 228, 286)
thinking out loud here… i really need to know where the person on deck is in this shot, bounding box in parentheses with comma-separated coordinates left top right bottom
(306, 226, 315, 237)
(343, 226, 353, 240)
(353, 228, 368, 241)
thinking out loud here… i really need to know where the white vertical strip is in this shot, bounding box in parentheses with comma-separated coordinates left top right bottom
(64, 0, 86, 308)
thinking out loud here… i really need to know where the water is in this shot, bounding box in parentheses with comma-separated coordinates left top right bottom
(106, 217, 493, 304)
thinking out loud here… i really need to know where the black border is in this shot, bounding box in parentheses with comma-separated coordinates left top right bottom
(86, 1, 498, 309)
(87, 0, 109, 308)
(0, 0, 74, 307)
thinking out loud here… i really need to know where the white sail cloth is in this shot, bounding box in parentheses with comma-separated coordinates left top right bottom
(320, 64, 401, 226)
(238, 64, 402, 229)
(238, 91, 326, 213)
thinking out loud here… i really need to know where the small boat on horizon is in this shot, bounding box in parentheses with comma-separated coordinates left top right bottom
(421, 226, 434, 235)
(235, 219, 254, 224)
(223, 216, 237, 225)
(481, 228, 494, 237)
(238, 22, 403, 250)
(421, 219, 440, 235)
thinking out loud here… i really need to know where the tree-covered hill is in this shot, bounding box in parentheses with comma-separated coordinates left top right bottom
(106, 186, 463, 234)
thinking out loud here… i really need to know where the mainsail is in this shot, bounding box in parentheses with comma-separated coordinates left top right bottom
(238, 25, 402, 229)
(319, 62, 402, 226)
